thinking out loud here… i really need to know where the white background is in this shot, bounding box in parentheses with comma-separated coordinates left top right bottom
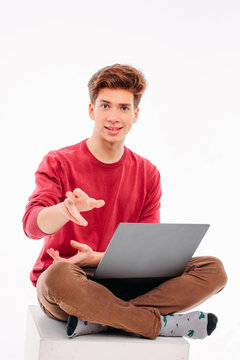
(0, 1, 239, 359)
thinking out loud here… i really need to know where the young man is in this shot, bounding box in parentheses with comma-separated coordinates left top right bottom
(23, 64, 227, 340)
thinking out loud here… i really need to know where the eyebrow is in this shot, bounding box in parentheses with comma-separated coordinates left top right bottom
(99, 99, 132, 107)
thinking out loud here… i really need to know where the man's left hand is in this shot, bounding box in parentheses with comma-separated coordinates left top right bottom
(47, 240, 103, 267)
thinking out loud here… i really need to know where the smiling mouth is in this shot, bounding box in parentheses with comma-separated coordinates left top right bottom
(105, 126, 123, 130)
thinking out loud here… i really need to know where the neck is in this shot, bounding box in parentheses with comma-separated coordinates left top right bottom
(86, 135, 124, 164)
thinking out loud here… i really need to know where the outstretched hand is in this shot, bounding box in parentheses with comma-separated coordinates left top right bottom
(47, 240, 100, 267)
(60, 188, 105, 226)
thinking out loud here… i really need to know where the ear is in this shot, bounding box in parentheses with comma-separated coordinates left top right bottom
(89, 103, 95, 120)
(133, 107, 139, 124)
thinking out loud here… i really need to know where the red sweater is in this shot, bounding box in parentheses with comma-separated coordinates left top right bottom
(23, 139, 161, 286)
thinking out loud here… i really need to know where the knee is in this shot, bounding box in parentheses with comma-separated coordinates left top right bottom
(205, 256, 228, 291)
(37, 262, 86, 296)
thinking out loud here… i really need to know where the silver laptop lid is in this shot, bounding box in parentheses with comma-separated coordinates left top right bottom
(94, 223, 209, 279)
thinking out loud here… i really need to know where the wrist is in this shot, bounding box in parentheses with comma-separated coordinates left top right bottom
(37, 203, 69, 235)
(59, 202, 71, 221)
(90, 251, 104, 267)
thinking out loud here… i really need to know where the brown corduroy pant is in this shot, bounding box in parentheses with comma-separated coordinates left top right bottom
(36, 256, 227, 340)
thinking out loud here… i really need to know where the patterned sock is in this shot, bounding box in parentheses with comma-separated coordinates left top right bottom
(159, 311, 218, 339)
(67, 315, 108, 338)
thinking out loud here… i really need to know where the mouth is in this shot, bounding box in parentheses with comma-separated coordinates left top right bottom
(104, 126, 123, 135)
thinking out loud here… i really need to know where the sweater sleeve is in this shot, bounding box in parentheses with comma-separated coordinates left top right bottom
(22, 151, 64, 239)
(138, 166, 161, 223)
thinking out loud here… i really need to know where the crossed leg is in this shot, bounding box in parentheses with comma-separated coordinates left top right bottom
(129, 256, 227, 313)
(36, 256, 227, 339)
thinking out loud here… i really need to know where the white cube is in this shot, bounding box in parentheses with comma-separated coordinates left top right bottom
(24, 305, 189, 360)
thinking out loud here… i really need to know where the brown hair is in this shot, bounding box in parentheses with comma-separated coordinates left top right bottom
(88, 64, 147, 109)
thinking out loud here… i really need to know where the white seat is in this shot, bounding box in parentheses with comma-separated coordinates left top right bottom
(24, 305, 190, 360)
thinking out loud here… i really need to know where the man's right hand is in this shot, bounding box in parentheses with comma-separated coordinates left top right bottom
(60, 188, 105, 226)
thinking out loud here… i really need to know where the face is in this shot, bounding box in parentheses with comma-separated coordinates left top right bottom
(89, 88, 139, 145)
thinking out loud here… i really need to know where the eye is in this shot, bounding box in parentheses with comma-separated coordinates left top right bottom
(121, 106, 128, 111)
(101, 104, 109, 109)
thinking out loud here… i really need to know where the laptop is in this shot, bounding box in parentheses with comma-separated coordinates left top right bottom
(84, 223, 209, 280)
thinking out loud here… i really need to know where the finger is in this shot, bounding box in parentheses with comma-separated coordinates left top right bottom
(62, 206, 86, 226)
(89, 198, 105, 208)
(47, 248, 59, 260)
(65, 191, 76, 203)
(66, 253, 85, 265)
(47, 248, 55, 257)
(61, 201, 82, 224)
(70, 240, 82, 250)
(73, 188, 89, 199)
(64, 199, 88, 225)
(64, 199, 88, 226)
(70, 240, 89, 251)
(70, 241, 93, 256)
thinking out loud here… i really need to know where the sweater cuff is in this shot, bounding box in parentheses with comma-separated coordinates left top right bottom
(24, 206, 49, 239)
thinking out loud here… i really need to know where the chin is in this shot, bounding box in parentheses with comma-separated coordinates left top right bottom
(104, 136, 125, 145)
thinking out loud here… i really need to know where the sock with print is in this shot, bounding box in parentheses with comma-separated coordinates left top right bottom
(67, 315, 108, 338)
(159, 311, 218, 339)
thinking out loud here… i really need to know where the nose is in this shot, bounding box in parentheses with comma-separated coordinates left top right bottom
(107, 107, 120, 123)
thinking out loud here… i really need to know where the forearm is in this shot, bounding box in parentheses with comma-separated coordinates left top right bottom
(37, 202, 69, 235)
